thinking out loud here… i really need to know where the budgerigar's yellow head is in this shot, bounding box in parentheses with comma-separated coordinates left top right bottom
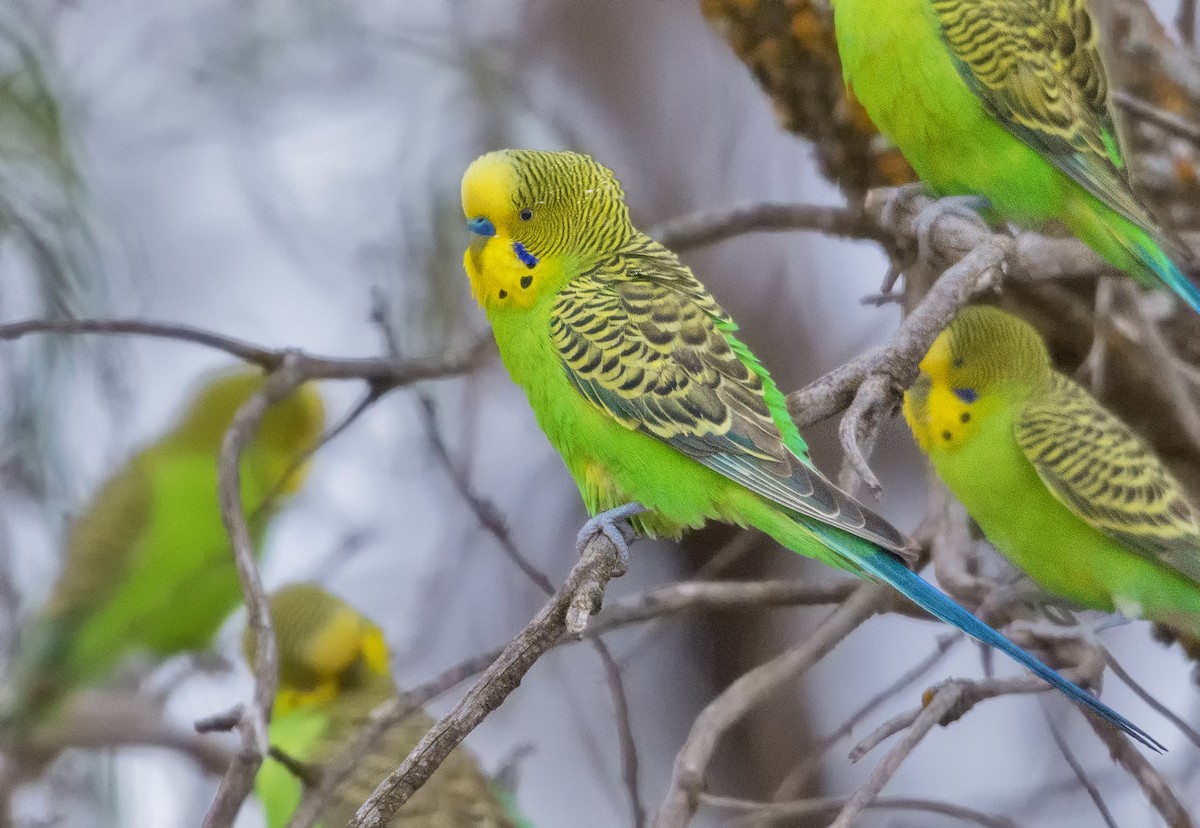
(244, 583, 393, 716)
(904, 306, 1051, 453)
(461, 149, 632, 313)
(170, 367, 325, 494)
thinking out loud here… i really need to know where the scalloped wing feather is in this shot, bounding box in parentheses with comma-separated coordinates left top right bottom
(930, 0, 1167, 235)
(1016, 373, 1200, 585)
(551, 247, 913, 561)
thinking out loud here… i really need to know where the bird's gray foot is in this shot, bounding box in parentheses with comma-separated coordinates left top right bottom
(576, 502, 647, 576)
(1007, 613, 1128, 647)
(913, 194, 992, 267)
(878, 183, 931, 295)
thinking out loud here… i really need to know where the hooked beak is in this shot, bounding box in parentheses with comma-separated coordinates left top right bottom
(467, 216, 496, 238)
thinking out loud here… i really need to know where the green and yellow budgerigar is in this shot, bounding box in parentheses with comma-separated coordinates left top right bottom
(4, 368, 324, 724)
(461, 148, 1160, 749)
(832, 0, 1200, 311)
(250, 583, 525, 828)
(904, 305, 1200, 654)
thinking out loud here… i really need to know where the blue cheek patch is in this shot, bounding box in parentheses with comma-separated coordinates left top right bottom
(952, 387, 978, 404)
(513, 241, 539, 269)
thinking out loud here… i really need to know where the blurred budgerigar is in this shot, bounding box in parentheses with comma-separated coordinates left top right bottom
(460, 148, 1161, 749)
(832, 0, 1200, 311)
(4, 368, 324, 725)
(250, 583, 525, 828)
(905, 305, 1200, 657)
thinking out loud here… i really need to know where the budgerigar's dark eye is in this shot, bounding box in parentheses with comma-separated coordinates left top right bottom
(519, 208, 534, 221)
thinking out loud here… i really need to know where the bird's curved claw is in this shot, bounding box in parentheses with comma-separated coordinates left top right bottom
(576, 502, 647, 577)
(1006, 614, 1128, 648)
(913, 194, 992, 268)
(877, 183, 931, 296)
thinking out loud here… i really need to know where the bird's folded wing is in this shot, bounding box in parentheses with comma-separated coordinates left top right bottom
(551, 268, 912, 560)
(931, 0, 1162, 235)
(1016, 373, 1200, 584)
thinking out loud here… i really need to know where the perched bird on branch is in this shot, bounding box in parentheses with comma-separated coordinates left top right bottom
(461, 148, 1161, 750)
(2, 368, 324, 727)
(832, 0, 1200, 311)
(248, 583, 525, 828)
(905, 305, 1200, 671)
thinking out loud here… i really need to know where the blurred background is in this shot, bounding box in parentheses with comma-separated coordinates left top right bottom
(0, 0, 1198, 825)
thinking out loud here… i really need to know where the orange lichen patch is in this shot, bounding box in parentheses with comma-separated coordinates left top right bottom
(879, 149, 919, 185)
(1171, 154, 1198, 189)
(700, 0, 912, 194)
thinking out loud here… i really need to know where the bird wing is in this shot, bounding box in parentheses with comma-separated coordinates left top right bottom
(43, 453, 154, 622)
(931, 0, 1162, 235)
(1015, 373, 1200, 585)
(551, 257, 912, 560)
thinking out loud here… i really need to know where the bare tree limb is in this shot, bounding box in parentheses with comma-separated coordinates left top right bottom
(1115, 90, 1200, 146)
(1103, 649, 1200, 749)
(706, 792, 1017, 828)
(1086, 717, 1194, 828)
(652, 583, 890, 828)
(585, 579, 861, 636)
(1044, 706, 1117, 828)
(651, 203, 886, 251)
(757, 632, 963, 820)
(0, 317, 493, 387)
(202, 356, 304, 828)
(838, 238, 1010, 495)
(345, 530, 628, 828)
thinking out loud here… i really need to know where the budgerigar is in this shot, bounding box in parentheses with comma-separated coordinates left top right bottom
(4, 368, 325, 725)
(250, 583, 526, 828)
(460, 148, 1161, 749)
(904, 305, 1200, 658)
(832, 0, 1200, 311)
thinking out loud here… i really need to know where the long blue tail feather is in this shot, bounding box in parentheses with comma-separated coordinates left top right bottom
(1131, 234, 1200, 314)
(811, 524, 1165, 752)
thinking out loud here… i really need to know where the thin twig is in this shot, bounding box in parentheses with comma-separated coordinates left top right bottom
(593, 638, 647, 828)
(0, 317, 493, 387)
(1104, 649, 1200, 749)
(1115, 90, 1200, 145)
(585, 579, 861, 636)
(285, 651, 503, 828)
(759, 633, 963, 816)
(203, 356, 305, 828)
(705, 792, 1017, 828)
(652, 584, 890, 828)
(834, 678, 1021, 828)
(415, 394, 643, 825)
(651, 203, 886, 251)
(345, 530, 628, 828)
(838, 238, 1011, 495)
(1086, 717, 1194, 828)
(1044, 705, 1117, 828)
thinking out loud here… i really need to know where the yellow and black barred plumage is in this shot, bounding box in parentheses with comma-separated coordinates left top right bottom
(1017, 373, 1200, 583)
(928, 0, 1170, 235)
(549, 229, 913, 559)
(254, 584, 519, 828)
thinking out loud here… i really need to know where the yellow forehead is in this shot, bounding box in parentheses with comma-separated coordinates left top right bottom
(919, 328, 954, 383)
(462, 151, 518, 220)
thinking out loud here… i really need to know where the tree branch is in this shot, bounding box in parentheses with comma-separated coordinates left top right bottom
(202, 356, 304, 828)
(344, 530, 628, 828)
(0, 317, 493, 388)
(651, 203, 886, 251)
(652, 583, 890, 828)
